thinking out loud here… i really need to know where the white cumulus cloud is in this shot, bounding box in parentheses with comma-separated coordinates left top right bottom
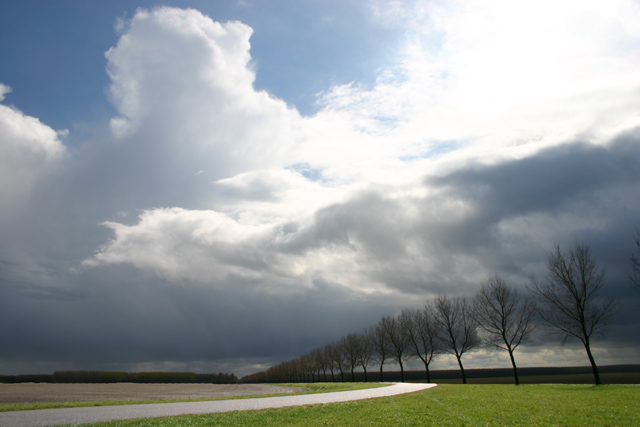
(0, 84, 66, 219)
(83, 206, 319, 292)
(105, 7, 301, 181)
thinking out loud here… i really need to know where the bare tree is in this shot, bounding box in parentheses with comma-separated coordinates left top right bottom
(323, 344, 337, 382)
(401, 307, 442, 383)
(472, 275, 536, 385)
(298, 354, 313, 382)
(379, 314, 412, 382)
(431, 295, 480, 384)
(528, 243, 618, 385)
(341, 334, 360, 382)
(328, 341, 348, 382)
(630, 231, 640, 293)
(310, 347, 329, 382)
(369, 324, 391, 382)
(353, 331, 374, 382)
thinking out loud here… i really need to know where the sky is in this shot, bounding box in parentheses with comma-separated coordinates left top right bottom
(1, 0, 639, 378)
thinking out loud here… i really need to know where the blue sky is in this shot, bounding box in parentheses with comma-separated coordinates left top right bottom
(0, 0, 400, 129)
(1, 0, 640, 377)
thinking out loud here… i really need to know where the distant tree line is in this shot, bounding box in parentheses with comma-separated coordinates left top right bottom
(259, 242, 624, 386)
(241, 365, 640, 384)
(0, 371, 238, 384)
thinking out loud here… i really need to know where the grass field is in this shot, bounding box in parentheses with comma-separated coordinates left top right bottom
(431, 372, 640, 384)
(67, 383, 640, 427)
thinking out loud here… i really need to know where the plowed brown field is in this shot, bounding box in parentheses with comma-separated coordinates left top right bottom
(0, 383, 301, 404)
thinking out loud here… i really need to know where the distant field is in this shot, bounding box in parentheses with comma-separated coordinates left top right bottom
(71, 384, 640, 427)
(0, 382, 383, 412)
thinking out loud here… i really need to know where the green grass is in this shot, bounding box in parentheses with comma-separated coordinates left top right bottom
(431, 372, 640, 384)
(0, 382, 384, 412)
(67, 384, 640, 427)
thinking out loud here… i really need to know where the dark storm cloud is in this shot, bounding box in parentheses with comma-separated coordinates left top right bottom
(276, 133, 640, 299)
(422, 133, 640, 282)
(428, 135, 640, 221)
(0, 262, 402, 375)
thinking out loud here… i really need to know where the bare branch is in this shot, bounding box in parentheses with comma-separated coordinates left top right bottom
(472, 275, 537, 385)
(431, 294, 480, 384)
(401, 307, 442, 382)
(379, 314, 412, 382)
(528, 243, 618, 385)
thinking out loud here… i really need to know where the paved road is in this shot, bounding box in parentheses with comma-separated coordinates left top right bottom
(0, 383, 436, 426)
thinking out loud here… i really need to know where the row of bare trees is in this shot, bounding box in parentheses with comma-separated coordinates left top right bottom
(266, 242, 624, 386)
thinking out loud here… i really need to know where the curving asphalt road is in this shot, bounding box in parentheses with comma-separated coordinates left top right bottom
(0, 382, 436, 427)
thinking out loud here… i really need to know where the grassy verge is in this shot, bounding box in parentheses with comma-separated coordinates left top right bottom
(71, 384, 640, 427)
(0, 382, 384, 412)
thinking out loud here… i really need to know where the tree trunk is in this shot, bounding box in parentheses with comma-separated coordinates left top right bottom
(399, 361, 405, 382)
(584, 340, 601, 385)
(379, 365, 384, 382)
(508, 349, 520, 386)
(363, 367, 368, 382)
(456, 355, 467, 384)
(423, 360, 431, 383)
(351, 368, 355, 382)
